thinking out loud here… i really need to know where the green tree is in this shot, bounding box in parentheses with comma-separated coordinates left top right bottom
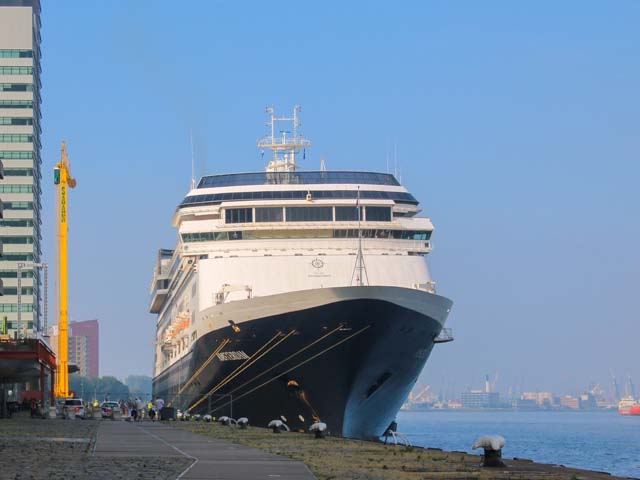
(69, 374, 129, 401)
(125, 375, 152, 399)
(69, 374, 95, 399)
(95, 376, 130, 401)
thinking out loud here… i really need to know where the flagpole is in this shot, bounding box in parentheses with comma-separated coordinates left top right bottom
(357, 186, 363, 286)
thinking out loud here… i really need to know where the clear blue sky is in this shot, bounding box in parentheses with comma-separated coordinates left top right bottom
(39, 1, 639, 395)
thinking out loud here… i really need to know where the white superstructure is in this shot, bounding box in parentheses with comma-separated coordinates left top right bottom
(151, 107, 438, 377)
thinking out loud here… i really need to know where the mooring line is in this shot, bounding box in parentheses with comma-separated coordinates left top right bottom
(210, 324, 371, 413)
(174, 338, 230, 400)
(203, 330, 296, 398)
(136, 424, 198, 480)
(188, 330, 293, 412)
(207, 324, 345, 409)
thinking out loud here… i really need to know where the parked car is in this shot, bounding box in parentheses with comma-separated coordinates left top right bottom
(100, 401, 120, 419)
(63, 398, 85, 419)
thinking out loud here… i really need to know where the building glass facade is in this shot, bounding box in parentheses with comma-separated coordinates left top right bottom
(0, 0, 42, 338)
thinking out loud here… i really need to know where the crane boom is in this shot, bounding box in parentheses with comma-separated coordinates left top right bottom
(54, 141, 76, 398)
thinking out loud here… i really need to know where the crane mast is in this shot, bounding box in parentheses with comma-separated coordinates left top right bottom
(54, 141, 76, 398)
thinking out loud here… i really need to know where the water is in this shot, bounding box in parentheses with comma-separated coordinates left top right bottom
(397, 410, 640, 478)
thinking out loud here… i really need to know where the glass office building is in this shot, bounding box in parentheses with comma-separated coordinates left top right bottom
(0, 0, 42, 338)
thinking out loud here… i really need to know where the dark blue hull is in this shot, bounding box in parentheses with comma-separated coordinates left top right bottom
(153, 292, 449, 439)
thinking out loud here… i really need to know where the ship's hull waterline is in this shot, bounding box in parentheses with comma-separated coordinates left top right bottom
(153, 286, 452, 439)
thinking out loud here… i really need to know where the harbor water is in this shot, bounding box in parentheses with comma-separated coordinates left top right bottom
(397, 410, 640, 478)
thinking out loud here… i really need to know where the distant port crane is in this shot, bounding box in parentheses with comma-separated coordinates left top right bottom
(53, 141, 76, 398)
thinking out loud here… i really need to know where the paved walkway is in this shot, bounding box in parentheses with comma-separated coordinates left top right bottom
(93, 421, 316, 480)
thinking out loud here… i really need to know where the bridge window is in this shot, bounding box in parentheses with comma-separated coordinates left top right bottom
(366, 206, 391, 222)
(255, 207, 283, 223)
(335, 206, 363, 221)
(391, 230, 432, 240)
(225, 208, 253, 224)
(285, 207, 333, 222)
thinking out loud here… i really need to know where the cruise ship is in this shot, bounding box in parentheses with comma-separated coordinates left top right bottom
(150, 107, 453, 439)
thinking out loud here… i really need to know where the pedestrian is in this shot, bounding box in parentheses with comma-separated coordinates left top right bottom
(135, 397, 144, 422)
(148, 407, 156, 421)
(29, 398, 37, 418)
(154, 397, 164, 421)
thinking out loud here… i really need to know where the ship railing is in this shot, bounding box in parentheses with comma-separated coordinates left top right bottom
(257, 136, 312, 149)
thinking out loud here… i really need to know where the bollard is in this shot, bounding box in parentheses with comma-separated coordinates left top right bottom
(237, 417, 249, 429)
(268, 419, 289, 433)
(472, 435, 506, 467)
(309, 422, 327, 439)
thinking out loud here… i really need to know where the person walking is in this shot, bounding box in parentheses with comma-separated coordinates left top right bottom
(135, 397, 144, 422)
(147, 400, 154, 421)
(154, 397, 164, 421)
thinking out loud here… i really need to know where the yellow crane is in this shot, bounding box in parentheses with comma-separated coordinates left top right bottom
(53, 141, 76, 398)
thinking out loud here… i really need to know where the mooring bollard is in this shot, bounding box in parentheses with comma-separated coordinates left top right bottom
(472, 435, 506, 467)
(268, 419, 289, 433)
(237, 417, 249, 429)
(309, 422, 327, 439)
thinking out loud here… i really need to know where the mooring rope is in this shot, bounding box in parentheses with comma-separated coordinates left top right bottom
(206, 323, 345, 410)
(208, 324, 371, 414)
(187, 330, 295, 412)
(173, 338, 230, 399)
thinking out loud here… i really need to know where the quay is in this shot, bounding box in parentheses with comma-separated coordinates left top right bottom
(94, 421, 315, 479)
(0, 415, 634, 480)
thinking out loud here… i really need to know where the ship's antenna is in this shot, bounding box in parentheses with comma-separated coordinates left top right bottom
(190, 129, 196, 190)
(258, 105, 311, 173)
(320, 158, 326, 171)
(351, 187, 369, 287)
(394, 141, 398, 179)
(386, 146, 390, 174)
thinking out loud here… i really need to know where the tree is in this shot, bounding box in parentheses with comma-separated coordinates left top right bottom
(125, 375, 152, 399)
(96, 376, 130, 401)
(68, 374, 129, 401)
(69, 374, 95, 399)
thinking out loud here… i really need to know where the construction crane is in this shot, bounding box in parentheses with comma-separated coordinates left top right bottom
(610, 369, 621, 402)
(53, 141, 76, 398)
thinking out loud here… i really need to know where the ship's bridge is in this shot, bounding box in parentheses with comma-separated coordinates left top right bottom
(198, 171, 401, 188)
(179, 171, 419, 209)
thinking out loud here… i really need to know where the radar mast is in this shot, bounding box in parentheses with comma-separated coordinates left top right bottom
(258, 105, 311, 172)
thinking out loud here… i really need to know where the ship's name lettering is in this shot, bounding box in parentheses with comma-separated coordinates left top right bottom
(217, 351, 250, 361)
